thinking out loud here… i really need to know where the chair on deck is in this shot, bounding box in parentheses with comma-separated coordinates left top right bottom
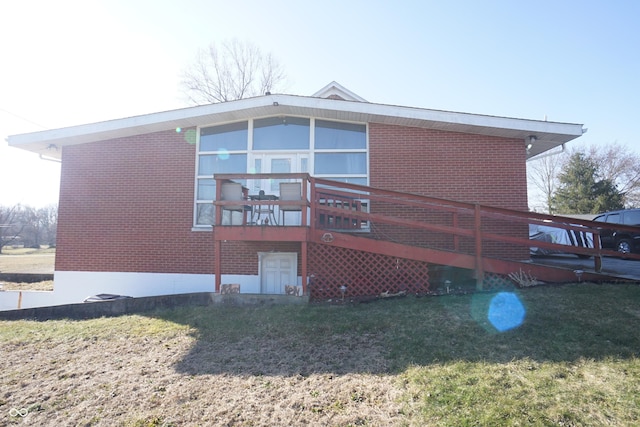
(220, 182, 250, 224)
(279, 182, 303, 225)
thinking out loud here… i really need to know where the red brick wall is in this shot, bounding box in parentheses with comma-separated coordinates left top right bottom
(220, 241, 301, 275)
(369, 123, 528, 208)
(56, 122, 530, 274)
(368, 123, 529, 259)
(56, 128, 215, 273)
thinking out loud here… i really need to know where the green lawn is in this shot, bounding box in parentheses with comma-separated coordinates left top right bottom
(1, 283, 639, 426)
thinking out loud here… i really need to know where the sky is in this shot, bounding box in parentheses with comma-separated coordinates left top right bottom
(1, 0, 639, 208)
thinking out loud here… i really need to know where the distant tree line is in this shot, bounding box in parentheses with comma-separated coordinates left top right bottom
(528, 143, 640, 214)
(0, 204, 57, 253)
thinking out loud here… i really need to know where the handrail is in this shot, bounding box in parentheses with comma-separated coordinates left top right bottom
(211, 173, 640, 270)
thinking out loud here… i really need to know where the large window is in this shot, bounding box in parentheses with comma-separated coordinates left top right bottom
(315, 120, 366, 149)
(314, 119, 367, 184)
(253, 117, 310, 150)
(200, 121, 248, 151)
(194, 117, 368, 227)
(315, 153, 367, 174)
(196, 122, 248, 226)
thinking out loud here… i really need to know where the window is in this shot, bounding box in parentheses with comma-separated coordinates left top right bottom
(314, 120, 367, 185)
(194, 118, 368, 227)
(200, 122, 247, 151)
(315, 120, 366, 149)
(196, 122, 249, 226)
(624, 210, 640, 225)
(606, 214, 621, 224)
(315, 153, 367, 175)
(195, 153, 248, 225)
(254, 117, 310, 150)
(198, 153, 247, 175)
(196, 154, 248, 200)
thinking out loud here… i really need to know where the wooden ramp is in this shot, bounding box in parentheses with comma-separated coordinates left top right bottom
(212, 174, 640, 297)
(308, 177, 640, 289)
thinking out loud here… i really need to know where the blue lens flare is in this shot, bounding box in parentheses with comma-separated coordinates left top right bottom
(487, 292, 526, 332)
(217, 149, 230, 160)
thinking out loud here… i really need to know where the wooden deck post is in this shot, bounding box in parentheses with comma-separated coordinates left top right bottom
(214, 239, 221, 293)
(452, 212, 459, 252)
(474, 204, 484, 290)
(301, 241, 308, 295)
(593, 230, 603, 273)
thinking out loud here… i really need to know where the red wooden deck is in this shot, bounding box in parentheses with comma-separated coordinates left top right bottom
(212, 173, 640, 297)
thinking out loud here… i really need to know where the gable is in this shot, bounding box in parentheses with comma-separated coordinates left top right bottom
(312, 81, 368, 102)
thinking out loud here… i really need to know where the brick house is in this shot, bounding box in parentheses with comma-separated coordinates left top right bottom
(4, 82, 584, 309)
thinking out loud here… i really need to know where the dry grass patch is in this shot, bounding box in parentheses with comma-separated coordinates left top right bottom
(0, 280, 54, 291)
(0, 247, 55, 275)
(1, 283, 639, 426)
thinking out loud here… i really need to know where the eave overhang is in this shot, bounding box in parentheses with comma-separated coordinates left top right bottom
(6, 93, 584, 160)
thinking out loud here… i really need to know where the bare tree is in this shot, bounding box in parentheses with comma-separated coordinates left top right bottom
(586, 143, 640, 208)
(38, 204, 58, 247)
(0, 204, 25, 253)
(181, 39, 288, 105)
(527, 150, 568, 213)
(0, 204, 58, 253)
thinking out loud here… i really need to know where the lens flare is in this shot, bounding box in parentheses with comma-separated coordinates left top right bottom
(184, 129, 197, 145)
(487, 292, 526, 332)
(217, 149, 230, 160)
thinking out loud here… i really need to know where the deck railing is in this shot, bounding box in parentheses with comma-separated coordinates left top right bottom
(212, 173, 640, 274)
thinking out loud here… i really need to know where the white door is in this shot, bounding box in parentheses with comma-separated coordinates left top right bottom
(259, 252, 297, 294)
(251, 154, 308, 194)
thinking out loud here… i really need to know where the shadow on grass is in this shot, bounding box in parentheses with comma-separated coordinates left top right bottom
(146, 283, 640, 377)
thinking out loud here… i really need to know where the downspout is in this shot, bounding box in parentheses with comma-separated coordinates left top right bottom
(526, 143, 566, 162)
(39, 154, 61, 163)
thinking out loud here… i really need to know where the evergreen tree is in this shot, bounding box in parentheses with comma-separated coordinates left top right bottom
(551, 152, 624, 214)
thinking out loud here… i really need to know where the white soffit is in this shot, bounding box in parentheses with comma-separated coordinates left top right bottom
(7, 93, 584, 160)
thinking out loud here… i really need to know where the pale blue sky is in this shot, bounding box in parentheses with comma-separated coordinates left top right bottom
(1, 0, 639, 206)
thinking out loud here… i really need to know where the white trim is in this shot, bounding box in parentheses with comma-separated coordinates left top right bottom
(0, 271, 288, 311)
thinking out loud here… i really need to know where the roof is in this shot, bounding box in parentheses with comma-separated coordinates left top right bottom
(6, 83, 585, 160)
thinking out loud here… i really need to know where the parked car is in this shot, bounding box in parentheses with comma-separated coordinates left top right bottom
(593, 208, 640, 254)
(529, 223, 594, 258)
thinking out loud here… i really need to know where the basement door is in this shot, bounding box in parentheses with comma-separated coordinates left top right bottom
(259, 252, 297, 294)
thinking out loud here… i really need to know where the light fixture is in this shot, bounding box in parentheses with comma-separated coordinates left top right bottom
(526, 135, 536, 153)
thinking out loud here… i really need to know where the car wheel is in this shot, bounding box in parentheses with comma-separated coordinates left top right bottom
(617, 239, 632, 254)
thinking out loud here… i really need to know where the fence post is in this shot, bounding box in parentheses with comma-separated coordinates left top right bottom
(474, 204, 484, 290)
